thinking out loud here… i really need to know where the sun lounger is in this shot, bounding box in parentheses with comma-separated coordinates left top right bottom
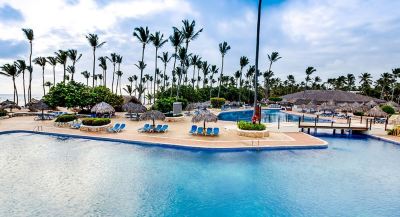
(138, 124, 151, 132)
(206, 128, 213, 136)
(189, 125, 197, 134)
(108, 123, 121, 133)
(197, 127, 204, 135)
(213, 128, 220, 136)
(154, 124, 163, 132)
(116, 123, 126, 132)
(160, 125, 168, 133)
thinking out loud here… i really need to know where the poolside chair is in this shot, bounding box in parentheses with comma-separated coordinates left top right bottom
(189, 125, 197, 134)
(154, 124, 163, 133)
(197, 127, 204, 135)
(160, 125, 169, 133)
(116, 123, 126, 133)
(108, 123, 121, 133)
(206, 128, 213, 136)
(213, 128, 220, 136)
(138, 124, 151, 132)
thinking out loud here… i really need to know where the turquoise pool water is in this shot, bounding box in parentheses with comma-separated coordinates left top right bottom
(218, 109, 329, 123)
(0, 133, 399, 216)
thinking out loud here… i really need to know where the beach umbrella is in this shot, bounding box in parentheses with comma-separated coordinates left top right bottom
(0, 99, 14, 106)
(139, 110, 165, 126)
(91, 102, 115, 114)
(30, 100, 50, 120)
(1, 103, 21, 112)
(366, 105, 387, 117)
(191, 109, 218, 129)
(366, 100, 377, 108)
(123, 102, 146, 120)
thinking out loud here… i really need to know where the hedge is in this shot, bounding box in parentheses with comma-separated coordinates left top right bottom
(268, 97, 282, 102)
(237, 121, 266, 131)
(381, 105, 395, 115)
(353, 111, 364, 116)
(55, 114, 77, 123)
(0, 110, 7, 117)
(82, 118, 111, 126)
(210, 98, 225, 108)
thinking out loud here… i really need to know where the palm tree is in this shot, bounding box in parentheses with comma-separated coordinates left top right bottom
(86, 33, 106, 87)
(133, 26, 151, 100)
(33, 57, 47, 96)
(169, 29, 184, 88)
(158, 52, 172, 89)
(218, 41, 231, 98)
(22, 28, 34, 101)
(54, 50, 68, 83)
(93, 74, 98, 86)
(265, 52, 281, 98)
(377, 72, 393, 99)
(0, 63, 21, 104)
(44, 81, 52, 94)
(150, 31, 168, 102)
(133, 75, 138, 97)
(176, 19, 203, 58)
(391, 68, 400, 101)
(359, 72, 372, 95)
(263, 70, 274, 97)
(67, 49, 82, 81)
(190, 55, 201, 89)
(116, 55, 123, 92)
(346, 73, 355, 91)
(98, 56, 107, 86)
(115, 70, 123, 95)
(107, 53, 118, 93)
(201, 62, 210, 88)
(81, 71, 90, 86)
(287, 75, 295, 93)
(98, 74, 103, 85)
(123, 85, 134, 97)
(15, 60, 27, 105)
(46, 57, 57, 86)
(304, 66, 316, 92)
(66, 66, 76, 81)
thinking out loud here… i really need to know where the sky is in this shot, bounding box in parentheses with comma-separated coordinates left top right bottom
(0, 0, 399, 96)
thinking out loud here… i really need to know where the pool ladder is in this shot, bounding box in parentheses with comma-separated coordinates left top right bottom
(33, 125, 43, 132)
(251, 140, 260, 148)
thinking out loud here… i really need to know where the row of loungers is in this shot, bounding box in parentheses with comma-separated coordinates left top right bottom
(108, 123, 126, 133)
(189, 125, 219, 136)
(138, 124, 168, 133)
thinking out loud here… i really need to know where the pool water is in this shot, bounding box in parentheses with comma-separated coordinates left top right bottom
(0, 133, 400, 216)
(218, 109, 328, 123)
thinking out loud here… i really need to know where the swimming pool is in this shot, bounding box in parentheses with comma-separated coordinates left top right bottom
(218, 109, 328, 123)
(0, 132, 399, 216)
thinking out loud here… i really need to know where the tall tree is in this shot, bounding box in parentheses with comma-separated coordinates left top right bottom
(265, 52, 281, 98)
(33, 57, 47, 96)
(67, 49, 82, 81)
(0, 63, 21, 104)
(346, 73, 355, 91)
(150, 31, 168, 103)
(176, 20, 203, 60)
(359, 72, 372, 95)
(22, 28, 34, 101)
(98, 56, 107, 86)
(107, 53, 118, 93)
(86, 33, 106, 87)
(391, 68, 400, 101)
(81, 71, 90, 86)
(15, 60, 27, 105)
(217, 41, 231, 98)
(190, 55, 201, 89)
(158, 52, 172, 90)
(238, 56, 249, 102)
(304, 66, 316, 92)
(55, 50, 68, 83)
(169, 29, 184, 89)
(133, 26, 151, 101)
(116, 55, 123, 93)
(46, 57, 57, 86)
(66, 66, 76, 81)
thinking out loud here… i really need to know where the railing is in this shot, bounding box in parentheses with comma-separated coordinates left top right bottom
(33, 125, 43, 132)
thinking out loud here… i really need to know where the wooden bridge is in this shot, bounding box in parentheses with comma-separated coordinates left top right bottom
(298, 118, 371, 134)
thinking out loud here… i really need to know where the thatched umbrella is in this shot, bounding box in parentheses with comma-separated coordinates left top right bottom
(366, 105, 387, 117)
(139, 110, 165, 126)
(191, 109, 218, 129)
(30, 100, 50, 120)
(123, 102, 146, 120)
(91, 102, 115, 114)
(1, 103, 21, 112)
(0, 99, 15, 106)
(366, 100, 377, 108)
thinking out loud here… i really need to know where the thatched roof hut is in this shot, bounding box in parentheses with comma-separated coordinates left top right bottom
(191, 109, 218, 128)
(365, 106, 387, 117)
(139, 110, 165, 126)
(283, 90, 385, 104)
(123, 102, 146, 113)
(0, 99, 15, 106)
(1, 103, 21, 111)
(91, 102, 115, 114)
(366, 100, 377, 107)
(30, 100, 50, 119)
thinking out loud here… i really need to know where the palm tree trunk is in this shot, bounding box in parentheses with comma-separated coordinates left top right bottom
(53, 66, 56, 86)
(111, 64, 115, 93)
(92, 48, 96, 87)
(119, 76, 122, 95)
(28, 41, 32, 102)
(238, 67, 243, 102)
(42, 67, 45, 96)
(253, 0, 262, 116)
(163, 63, 167, 90)
(217, 56, 224, 98)
(138, 44, 145, 101)
(86, 78, 89, 86)
(196, 67, 201, 89)
(192, 65, 196, 89)
(154, 48, 158, 104)
(13, 77, 18, 105)
(63, 64, 66, 83)
(22, 70, 26, 105)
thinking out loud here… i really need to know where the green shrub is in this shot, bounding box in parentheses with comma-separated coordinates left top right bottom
(353, 111, 364, 116)
(165, 113, 183, 117)
(0, 110, 7, 117)
(210, 98, 225, 108)
(237, 121, 266, 131)
(153, 97, 188, 113)
(55, 114, 77, 123)
(268, 97, 282, 102)
(82, 118, 111, 126)
(381, 105, 395, 115)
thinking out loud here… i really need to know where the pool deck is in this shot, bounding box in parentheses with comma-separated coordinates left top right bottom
(0, 113, 328, 151)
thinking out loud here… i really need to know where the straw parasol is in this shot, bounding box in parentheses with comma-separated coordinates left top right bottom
(1, 103, 21, 111)
(139, 110, 165, 126)
(91, 102, 115, 114)
(0, 99, 15, 106)
(123, 102, 146, 120)
(30, 100, 50, 119)
(191, 109, 218, 129)
(366, 100, 377, 108)
(365, 105, 387, 117)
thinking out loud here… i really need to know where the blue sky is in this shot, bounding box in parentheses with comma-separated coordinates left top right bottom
(0, 0, 399, 95)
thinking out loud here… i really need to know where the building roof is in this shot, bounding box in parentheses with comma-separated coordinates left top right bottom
(282, 90, 385, 104)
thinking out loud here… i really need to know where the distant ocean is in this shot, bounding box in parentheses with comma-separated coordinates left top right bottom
(0, 94, 41, 105)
